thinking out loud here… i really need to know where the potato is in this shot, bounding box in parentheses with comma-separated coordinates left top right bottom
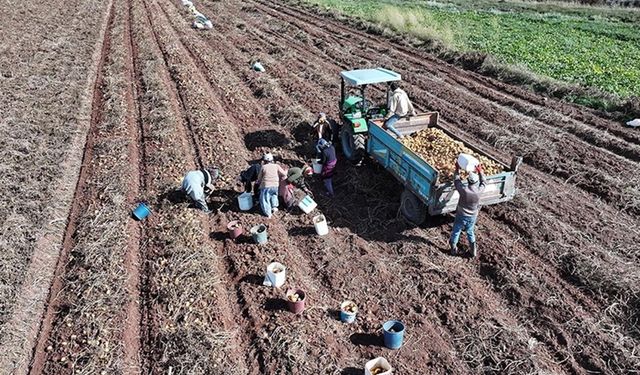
(403, 128, 503, 182)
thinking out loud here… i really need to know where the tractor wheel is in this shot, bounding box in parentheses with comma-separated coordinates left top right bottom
(341, 126, 365, 164)
(400, 189, 427, 226)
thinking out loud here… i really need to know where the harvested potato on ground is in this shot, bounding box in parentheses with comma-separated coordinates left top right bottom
(402, 128, 503, 182)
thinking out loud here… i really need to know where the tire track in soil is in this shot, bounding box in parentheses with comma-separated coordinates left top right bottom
(28, 1, 117, 373)
(136, 0, 261, 371)
(123, 0, 146, 370)
(160, 2, 573, 373)
(250, 0, 640, 216)
(202, 2, 636, 374)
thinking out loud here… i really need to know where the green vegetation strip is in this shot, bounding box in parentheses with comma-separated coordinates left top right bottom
(302, 0, 640, 99)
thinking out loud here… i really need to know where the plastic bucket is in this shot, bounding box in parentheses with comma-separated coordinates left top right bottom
(250, 224, 268, 245)
(340, 301, 358, 323)
(298, 195, 317, 214)
(312, 159, 323, 174)
(286, 289, 306, 314)
(227, 221, 243, 240)
(313, 214, 329, 236)
(457, 153, 480, 172)
(252, 62, 265, 72)
(132, 203, 150, 221)
(382, 320, 405, 350)
(364, 357, 392, 375)
(266, 262, 286, 288)
(238, 192, 253, 211)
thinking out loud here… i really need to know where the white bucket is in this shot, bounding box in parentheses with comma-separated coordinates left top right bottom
(457, 153, 480, 172)
(313, 214, 329, 236)
(298, 195, 317, 214)
(266, 262, 286, 288)
(252, 62, 265, 72)
(237, 192, 253, 211)
(312, 159, 323, 174)
(365, 357, 392, 375)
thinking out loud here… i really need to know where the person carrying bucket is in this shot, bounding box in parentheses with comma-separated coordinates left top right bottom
(181, 167, 220, 213)
(317, 139, 337, 198)
(450, 162, 486, 257)
(237, 163, 262, 196)
(256, 152, 286, 218)
(279, 165, 313, 209)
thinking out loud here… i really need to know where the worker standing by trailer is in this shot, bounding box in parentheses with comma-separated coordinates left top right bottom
(450, 163, 486, 257)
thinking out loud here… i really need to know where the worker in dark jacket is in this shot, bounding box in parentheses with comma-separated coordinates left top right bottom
(181, 167, 220, 213)
(450, 163, 486, 257)
(317, 139, 337, 197)
(312, 112, 339, 147)
(238, 163, 262, 195)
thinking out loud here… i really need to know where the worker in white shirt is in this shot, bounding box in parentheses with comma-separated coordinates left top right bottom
(383, 81, 417, 139)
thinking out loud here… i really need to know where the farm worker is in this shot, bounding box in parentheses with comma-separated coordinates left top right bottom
(279, 166, 313, 209)
(181, 167, 220, 213)
(317, 139, 337, 197)
(312, 112, 339, 146)
(450, 163, 486, 257)
(256, 152, 287, 218)
(383, 81, 417, 139)
(237, 163, 262, 195)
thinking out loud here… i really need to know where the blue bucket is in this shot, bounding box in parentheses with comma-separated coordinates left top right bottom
(382, 320, 405, 349)
(132, 203, 151, 221)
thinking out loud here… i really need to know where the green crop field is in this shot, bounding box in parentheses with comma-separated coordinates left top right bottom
(301, 0, 640, 101)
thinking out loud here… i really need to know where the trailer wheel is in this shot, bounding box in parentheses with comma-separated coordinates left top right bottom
(401, 189, 427, 225)
(341, 126, 365, 164)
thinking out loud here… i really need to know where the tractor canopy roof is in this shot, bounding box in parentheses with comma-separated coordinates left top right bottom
(340, 68, 401, 86)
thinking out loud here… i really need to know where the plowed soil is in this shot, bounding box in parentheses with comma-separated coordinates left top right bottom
(1, 0, 639, 374)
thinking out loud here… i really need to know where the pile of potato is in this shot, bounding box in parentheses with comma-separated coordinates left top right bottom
(402, 128, 503, 182)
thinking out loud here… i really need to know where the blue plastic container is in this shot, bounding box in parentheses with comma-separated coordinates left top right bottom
(132, 203, 151, 221)
(382, 320, 405, 349)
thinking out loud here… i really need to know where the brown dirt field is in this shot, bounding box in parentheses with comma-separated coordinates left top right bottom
(1, 0, 639, 374)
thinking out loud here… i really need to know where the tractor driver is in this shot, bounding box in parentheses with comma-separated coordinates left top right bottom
(383, 81, 417, 139)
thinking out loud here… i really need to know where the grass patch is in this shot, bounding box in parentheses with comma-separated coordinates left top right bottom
(300, 0, 640, 113)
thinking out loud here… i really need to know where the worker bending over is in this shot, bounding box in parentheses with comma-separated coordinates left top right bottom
(383, 82, 417, 139)
(256, 153, 286, 218)
(280, 166, 313, 209)
(238, 163, 262, 195)
(450, 163, 486, 257)
(181, 167, 220, 213)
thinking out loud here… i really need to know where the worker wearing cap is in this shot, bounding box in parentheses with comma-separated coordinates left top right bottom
(181, 167, 219, 213)
(317, 139, 337, 197)
(312, 112, 339, 146)
(279, 166, 313, 209)
(383, 82, 417, 139)
(450, 163, 486, 257)
(256, 152, 287, 218)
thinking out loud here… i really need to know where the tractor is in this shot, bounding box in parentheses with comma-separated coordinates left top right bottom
(338, 68, 402, 164)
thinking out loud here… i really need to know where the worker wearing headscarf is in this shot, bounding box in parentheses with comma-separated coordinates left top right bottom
(279, 165, 313, 209)
(256, 152, 287, 218)
(181, 167, 220, 213)
(317, 139, 337, 197)
(312, 112, 339, 147)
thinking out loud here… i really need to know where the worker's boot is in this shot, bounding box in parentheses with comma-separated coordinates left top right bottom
(450, 242, 458, 256)
(469, 242, 478, 258)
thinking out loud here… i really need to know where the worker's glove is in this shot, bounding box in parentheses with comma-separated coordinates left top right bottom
(475, 164, 484, 174)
